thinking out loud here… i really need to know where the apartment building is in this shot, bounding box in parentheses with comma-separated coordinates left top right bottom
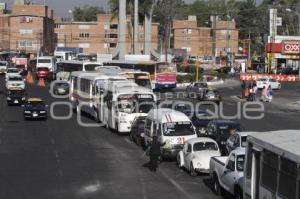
(55, 14, 159, 55)
(173, 16, 239, 57)
(0, 1, 56, 54)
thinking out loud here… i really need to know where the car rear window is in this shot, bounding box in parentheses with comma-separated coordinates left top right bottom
(37, 67, 49, 71)
(38, 59, 51, 63)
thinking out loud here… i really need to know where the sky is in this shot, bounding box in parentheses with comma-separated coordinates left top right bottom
(3, 0, 263, 17)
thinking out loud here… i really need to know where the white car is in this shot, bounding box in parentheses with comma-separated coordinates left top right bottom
(6, 75, 25, 90)
(226, 131, 256, 155)
(256, 78, 281, 90)
(0, 61, 8, 74)
(6, 68, 20, 81)
(177, 137, 221, 176)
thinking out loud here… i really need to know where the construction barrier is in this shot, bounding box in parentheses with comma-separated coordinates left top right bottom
(240, 73, 300, 82)
(26, 71, 34, 84)
(38, 78, 45, 87)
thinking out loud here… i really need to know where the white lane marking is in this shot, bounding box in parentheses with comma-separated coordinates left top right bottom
(159, 169, 194, 199)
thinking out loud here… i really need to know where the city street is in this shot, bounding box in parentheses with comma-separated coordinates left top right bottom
(0, 75, 299, 199)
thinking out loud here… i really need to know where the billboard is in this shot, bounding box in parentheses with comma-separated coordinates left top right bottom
(282, 41, 300, 54)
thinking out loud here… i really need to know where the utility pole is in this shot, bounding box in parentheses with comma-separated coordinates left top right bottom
(268, 8, 277, 74)
(133, 0, 139, 54)
(211, 15, 217, 65)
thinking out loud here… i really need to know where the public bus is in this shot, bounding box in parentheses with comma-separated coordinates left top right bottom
(244, 130, 300, 199)
(103, 60, 177, 90)
(69, 71, 127, 121)
(102, 80, 156, 134)
(56, 61, 103, 81)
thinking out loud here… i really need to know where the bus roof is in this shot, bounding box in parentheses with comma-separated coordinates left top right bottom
(116, 85, 153, 95)
(71, 71, 126, 81)
(104, 60, 158, 66)
(57, 60, 84, 65)
(147, 108, 191, 123)
(248, 130, 300, 162)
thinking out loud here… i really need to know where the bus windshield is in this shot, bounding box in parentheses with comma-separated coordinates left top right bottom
(84, 64, 102, 71)
(117, 94, 154, 114)
(57, 63, 83, 72)
(157, 63, 176, 73)
(163, 122, 195, 136)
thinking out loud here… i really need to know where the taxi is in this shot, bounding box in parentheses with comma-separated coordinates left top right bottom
(23, 98, 48, 120)
(7, 88, 26, 105)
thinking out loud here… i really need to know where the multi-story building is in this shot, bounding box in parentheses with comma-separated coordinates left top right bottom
(55, 14, 159, 55)
(0, 1, 56, 54)
(172, 15, 239, 57)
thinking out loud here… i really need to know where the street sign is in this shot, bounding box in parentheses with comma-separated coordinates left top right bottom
(282, 41, 300, 54)
(276, 17, 282, 26)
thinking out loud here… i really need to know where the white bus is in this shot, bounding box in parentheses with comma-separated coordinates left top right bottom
(57, 61, 103, 81)
(244, 130, 300, 199)
(70, 71, 127, 121)
(102, 81, 156, 134)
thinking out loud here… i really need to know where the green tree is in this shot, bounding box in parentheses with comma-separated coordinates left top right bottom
(73, 5, 105, 22)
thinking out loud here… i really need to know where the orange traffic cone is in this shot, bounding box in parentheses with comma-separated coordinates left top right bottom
(26, 71, 34, 84)
(38, 78, 45, 87)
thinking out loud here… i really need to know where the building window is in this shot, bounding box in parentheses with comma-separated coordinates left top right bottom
(109, 34, 118, 39)
(18, 40, 32, 47)
(109, 43, 117, 48)
(79, 33, 90, 38)
(110, 24, 118, 29)
(181, 29, 192, 34)
(278, 157, 297, 199)
(57, 33, 65, 39)
(20, 16, 33, 23)
(57, 43, 65, 47)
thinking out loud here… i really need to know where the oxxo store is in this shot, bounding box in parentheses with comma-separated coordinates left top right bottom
(266, 35, 300, 75)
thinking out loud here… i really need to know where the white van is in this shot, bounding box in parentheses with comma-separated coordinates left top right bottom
(144, 108, 197, 157)
(36, 56, 56, 72)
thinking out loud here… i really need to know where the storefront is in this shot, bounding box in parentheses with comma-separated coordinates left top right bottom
(266, 35, 300, 75)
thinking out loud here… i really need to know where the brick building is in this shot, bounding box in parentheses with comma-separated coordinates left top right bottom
(172, 16, 239, 57)
(0, 2, 56, 54)
(55, 14, 159, 55)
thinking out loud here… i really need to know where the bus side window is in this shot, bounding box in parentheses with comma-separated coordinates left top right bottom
(278, 157, 297, 199)
(145, 119, 152, 137)
(245, 143, 253, 179)
(261, 150, 279, 194)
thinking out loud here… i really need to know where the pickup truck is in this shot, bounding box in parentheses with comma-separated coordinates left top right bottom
(209, 148, 245, 199)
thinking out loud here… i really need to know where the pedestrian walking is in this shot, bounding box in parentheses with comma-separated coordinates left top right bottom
(252, 82, 258, 101)
(241, 80, 246, 98)
(145, 136, 165, 172)
(267, 85, 273, 102)
(261, 86, 268, 102)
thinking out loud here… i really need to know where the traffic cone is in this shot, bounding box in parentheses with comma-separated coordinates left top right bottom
(26, 71, 34, 84)
(38, 78, 45, 87)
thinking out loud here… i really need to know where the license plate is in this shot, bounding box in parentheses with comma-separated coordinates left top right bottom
(33, 113, 38, 117)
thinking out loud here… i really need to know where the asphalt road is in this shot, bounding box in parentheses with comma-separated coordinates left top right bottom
(0, 75, 299, 199)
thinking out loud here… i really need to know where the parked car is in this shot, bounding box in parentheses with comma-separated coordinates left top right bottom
(206, 120, 241, 155)
(226, 131, 256, 155)
(5, 68, 20, 81)
(0, 61, 8, 74)
(209, 148, 245, 199)
(256, 77, 281, 90)
(7, 88, 26, 106)
(159, 100, 192, 112)
(130, 116, 147, 147)
(6, 74, 25, 90)
(23, 98, 48, 120)
(53, 81, 70, 95)
(177, 137, 221, 176)
(202, 89, 221, 104)
(182, 110, 214, 136)
(186, 82, 208, 99)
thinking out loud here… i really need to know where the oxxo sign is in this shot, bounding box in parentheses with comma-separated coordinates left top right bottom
(282, 41, 300, 54)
